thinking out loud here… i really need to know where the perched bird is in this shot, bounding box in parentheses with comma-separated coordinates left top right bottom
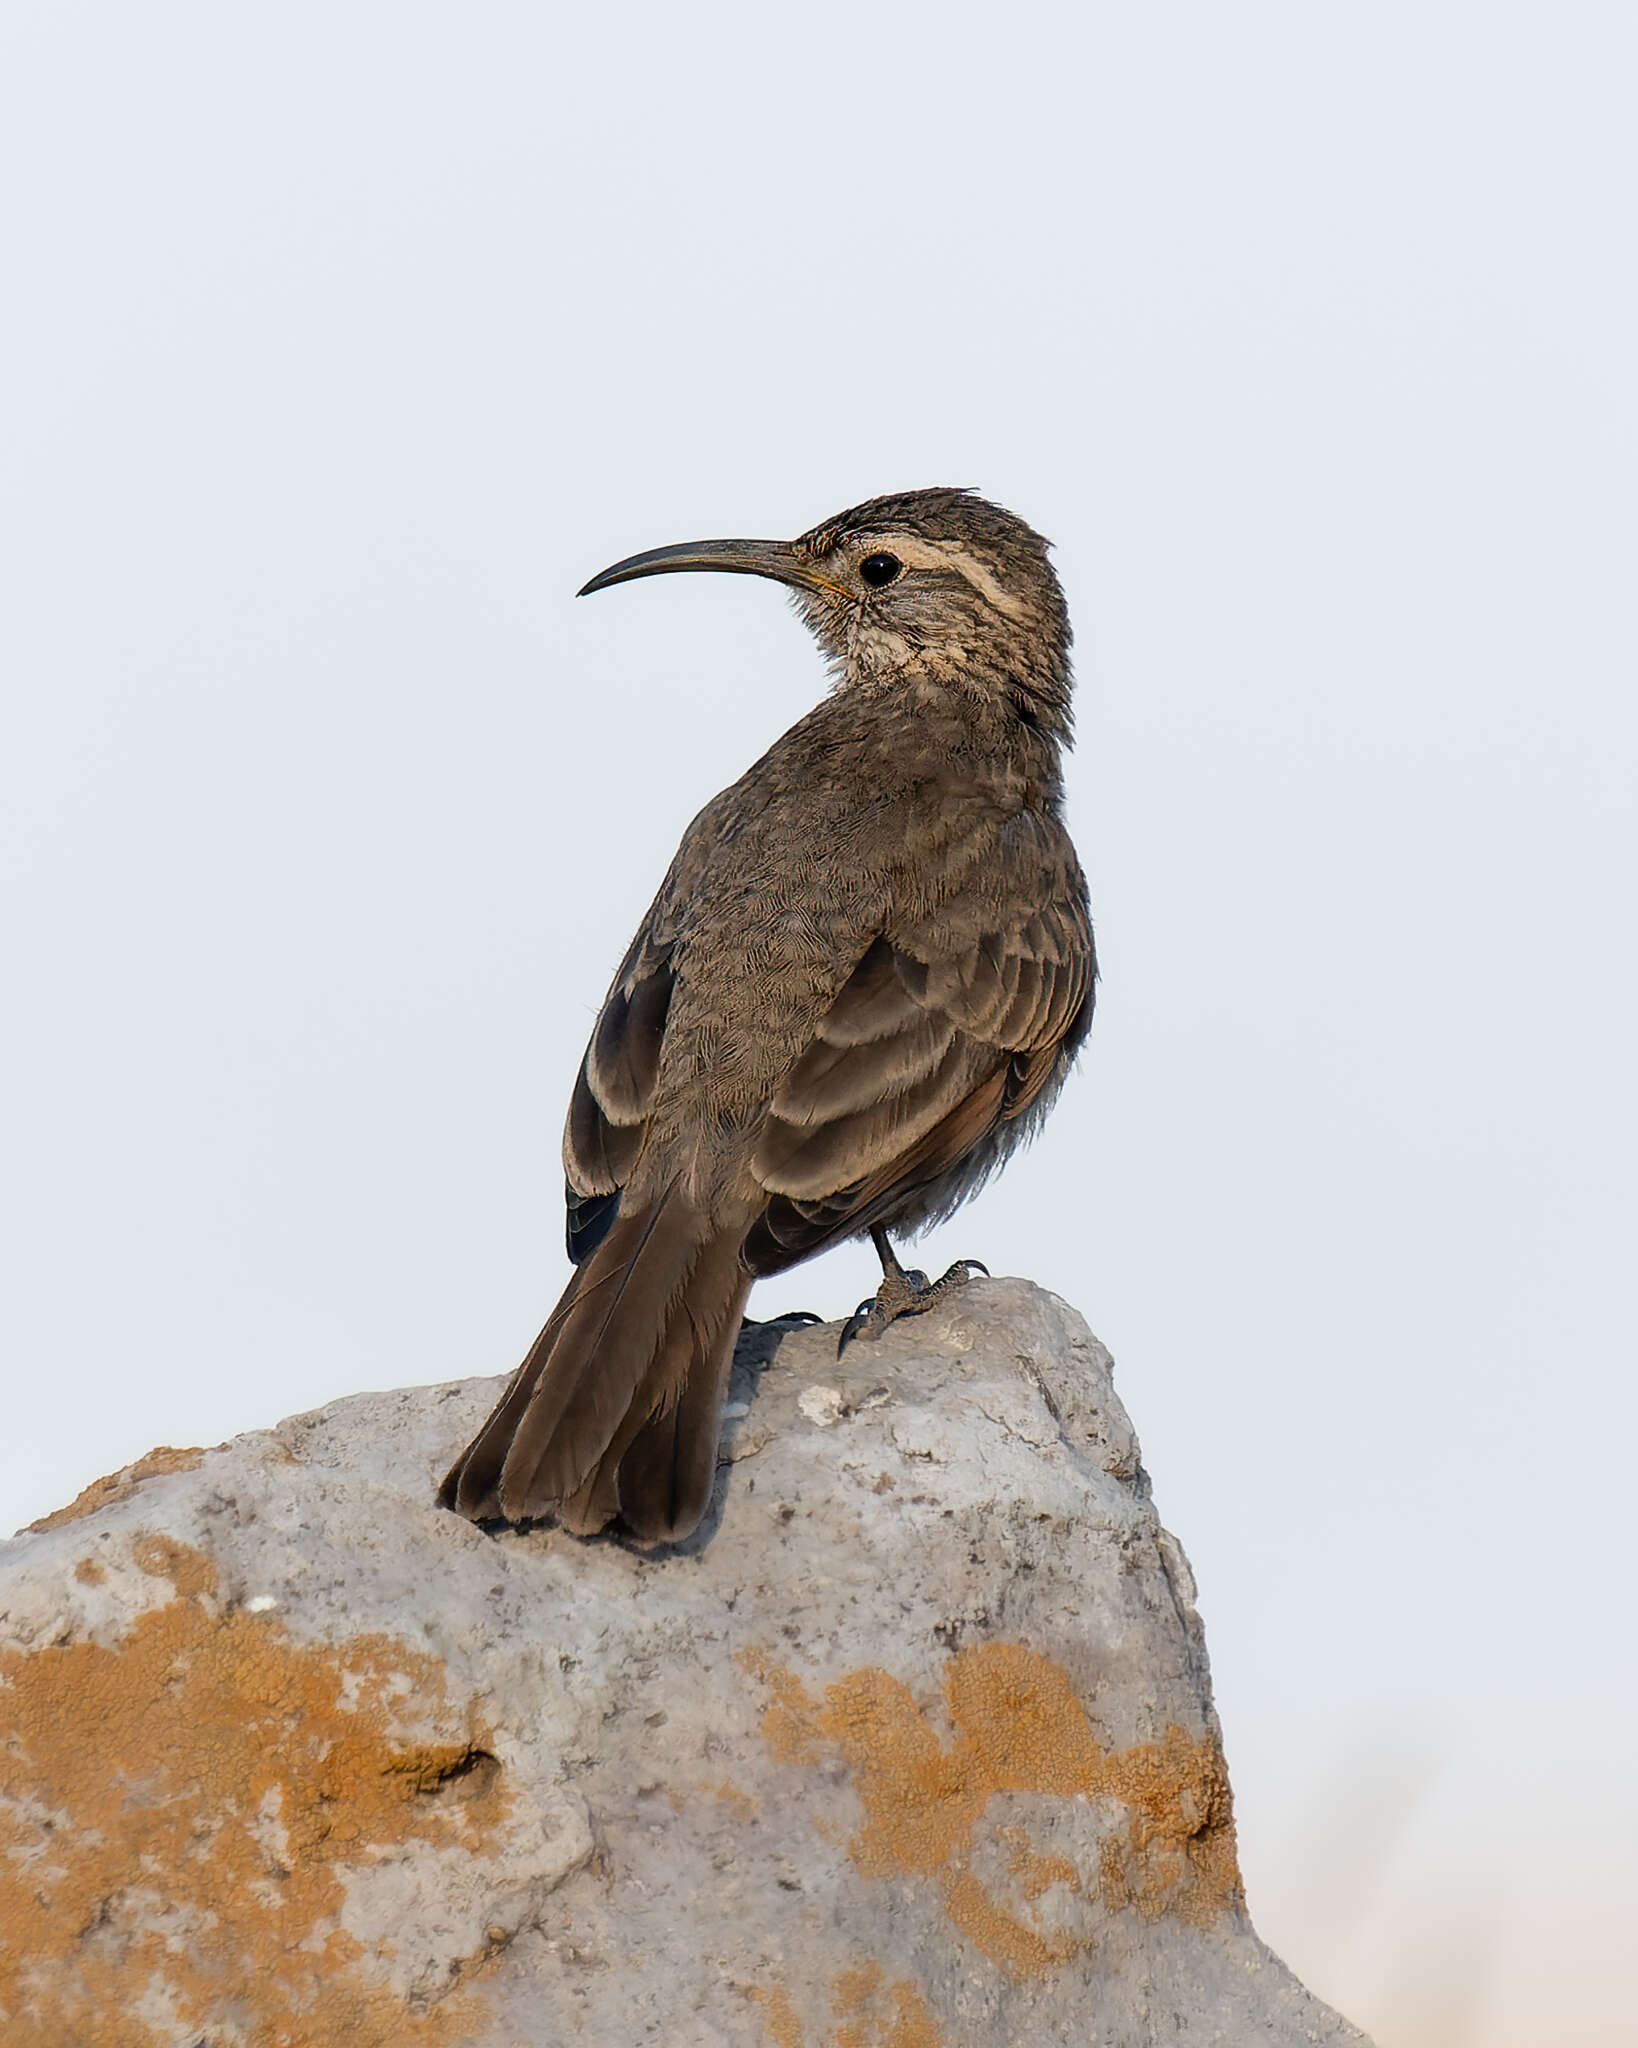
(440, 488, 1095, 1543)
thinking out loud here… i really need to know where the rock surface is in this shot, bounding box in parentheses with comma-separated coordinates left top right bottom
(1, 1279, 1369, 2047)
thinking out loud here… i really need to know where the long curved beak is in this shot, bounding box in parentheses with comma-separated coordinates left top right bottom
(577, 536, 841, 600)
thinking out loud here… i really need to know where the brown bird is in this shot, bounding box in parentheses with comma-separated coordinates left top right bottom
(439, 488, 1094, 1543)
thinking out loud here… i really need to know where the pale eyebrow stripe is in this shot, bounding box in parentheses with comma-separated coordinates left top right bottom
(874, 535, 1028, 619)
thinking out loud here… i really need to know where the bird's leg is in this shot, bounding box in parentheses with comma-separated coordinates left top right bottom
(837, 1226, 988, 1356)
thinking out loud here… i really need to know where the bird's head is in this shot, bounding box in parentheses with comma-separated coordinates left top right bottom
(580, 487, 1074, 743)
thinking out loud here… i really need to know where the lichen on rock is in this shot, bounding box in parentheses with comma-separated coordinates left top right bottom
(0, 1279, 1369, 2046)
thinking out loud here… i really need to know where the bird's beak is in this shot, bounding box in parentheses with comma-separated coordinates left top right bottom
(577, 537, 844, 601)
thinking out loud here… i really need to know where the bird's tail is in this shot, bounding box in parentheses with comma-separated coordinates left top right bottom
(438, 1184, 751, 1543)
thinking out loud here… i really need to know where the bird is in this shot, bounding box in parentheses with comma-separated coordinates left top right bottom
(439, 488, 1095, 1544)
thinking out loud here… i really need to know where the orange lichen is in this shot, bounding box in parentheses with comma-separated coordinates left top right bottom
(833, 1960, 884, 2047)
(879, 1979, 942, 2048)
(0, 1540, 503, 2046)
(742, 1640, 1241, 1977)
(741, 1643, 829, 1766)
(131, 1529, 216, 1599)
(940, 1865, 1085, 1975)
(834, 1961, 943, 2048)
(821, 1664, 984, 1878)
(753, 1981, 808, 2047)
(754, 1965, 944, 2047)
(27, 1446, 205, 1533)
(1000, 1825, 1079, 1902)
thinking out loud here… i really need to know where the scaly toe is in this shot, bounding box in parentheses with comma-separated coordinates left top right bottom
(835, 1258, 988, 1356)
(928, 1258, 989, 1298)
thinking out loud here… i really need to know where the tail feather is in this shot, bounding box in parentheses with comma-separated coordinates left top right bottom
(496, 1184, 702, 1513)
(439, 1186, 750, 1540)
(607, 1236, 751, 1541)
(436, 1234, 656, 1522)
(554, 1295, 699, 1536)
(613, 1306, 746, 1541)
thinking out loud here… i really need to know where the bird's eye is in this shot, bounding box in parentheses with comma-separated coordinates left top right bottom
(859, 551, 903, 589)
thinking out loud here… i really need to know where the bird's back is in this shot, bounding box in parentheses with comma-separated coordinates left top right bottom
(628, 686, 1087, 1205)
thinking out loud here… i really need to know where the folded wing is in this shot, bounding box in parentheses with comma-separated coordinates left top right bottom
(742, 882, 1093, 1274)
(562, 927, 674, 1262)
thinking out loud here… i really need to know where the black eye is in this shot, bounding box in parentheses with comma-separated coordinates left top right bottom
(859, 551, 902, 589)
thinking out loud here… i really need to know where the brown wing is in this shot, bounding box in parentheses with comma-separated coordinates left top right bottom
(562, 926, 674, 1263)
(742, 880, 1094, 1276)
(561, 787, 742, 1263)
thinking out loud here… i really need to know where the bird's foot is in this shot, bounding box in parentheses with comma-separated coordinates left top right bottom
(837, 1259, 989, 1357)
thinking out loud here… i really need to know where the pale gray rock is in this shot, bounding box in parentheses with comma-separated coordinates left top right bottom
(0, 1279, 1370, 2048)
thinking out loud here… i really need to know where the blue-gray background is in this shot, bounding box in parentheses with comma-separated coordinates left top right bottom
(3, 7, 1633, 2040)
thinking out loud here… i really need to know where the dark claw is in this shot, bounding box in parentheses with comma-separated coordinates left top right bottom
(837, 1299, 877, 1358)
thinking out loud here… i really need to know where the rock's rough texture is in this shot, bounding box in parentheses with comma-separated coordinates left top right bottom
(0, 1279, 1368, 2047)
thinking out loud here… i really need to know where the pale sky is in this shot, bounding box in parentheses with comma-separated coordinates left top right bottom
(2, 7, 1634, 2042)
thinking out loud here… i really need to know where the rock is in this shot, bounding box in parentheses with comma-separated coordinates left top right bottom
(0, 1279, 1370, 2047)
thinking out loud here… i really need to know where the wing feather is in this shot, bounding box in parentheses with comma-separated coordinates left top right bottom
(562, 934, 676, 1264)
(743, 827, 1095, 1268)
(771, 1010, 956, 1126)
(755, 1030, 986, 1198)
(587, 955, 673, 1121)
